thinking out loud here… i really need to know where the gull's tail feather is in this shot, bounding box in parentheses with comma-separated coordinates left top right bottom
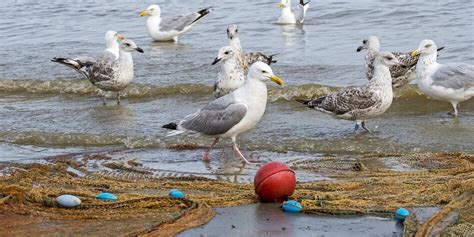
(163, 122, 178, 130)
(192, 7, 213, 25)
(296, 98, 312, 107)
(267, 53, 279, 64)
(296, 96, 324, 109)
(300, 0, 310, 6)
(163, 122, 185, 137)
(51, 57, 82, 70)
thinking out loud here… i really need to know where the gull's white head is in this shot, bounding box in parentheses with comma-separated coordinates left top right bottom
(278, 0, 292, 9)
(227, 24, 239, 40)
(375, 52, 400, 67)
(139, 5, 161, 17)
(357, 36, 380, 52)
(120, 39, 144, 53)
(105, 31, 125, 46)
(212, 46, 235, 65)
(248, 62, 283, 86)
(411, 39, 437, 57)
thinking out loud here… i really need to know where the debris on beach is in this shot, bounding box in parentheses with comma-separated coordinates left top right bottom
(0, 152, 472, 236)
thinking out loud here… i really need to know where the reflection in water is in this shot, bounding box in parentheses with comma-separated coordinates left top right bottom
(279, 24, 306, 47)
(87, 104, 135, 129)
(213, 148, 246, 182)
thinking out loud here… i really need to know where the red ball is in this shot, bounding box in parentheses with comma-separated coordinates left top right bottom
(254, 162, 296, 202)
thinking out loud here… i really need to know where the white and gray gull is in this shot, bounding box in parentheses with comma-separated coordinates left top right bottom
(212, 46, 245, 99)
(298, 52, 400, 132)
(52, 39, 144, 105)
(163, 62, 283, 164)
(277, 0, 310, 24)
(411, 39, 474, 117)
(227, 24, 277, 75)
(104, 31, 126, 59)
(51, 31, 124, 71)
(357, 36, 444, 89)
(139, 4, 213, 42)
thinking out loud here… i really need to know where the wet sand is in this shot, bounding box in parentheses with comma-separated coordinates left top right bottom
(180, 203, 403, 237)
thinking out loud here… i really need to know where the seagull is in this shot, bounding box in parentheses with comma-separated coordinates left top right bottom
(227, 24, 277, 75)
(163, 62, 283, 164)
(139, 5, 213, 42)
(104, 31, 126, 59)
(212, 46, 245, 98)
(277, 0, 310, 24)
(297, 52, 400, 132)
(52, 39, 144, 105)
(411, 39, 474, 117)
(357, 36, 444, 88)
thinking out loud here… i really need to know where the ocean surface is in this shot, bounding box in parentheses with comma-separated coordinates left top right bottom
(0, 0, 473, 168)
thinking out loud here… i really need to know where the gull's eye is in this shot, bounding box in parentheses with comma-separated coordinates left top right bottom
(261, 70, 266, 73)
(385, 56, 393, 60)
(425, 44, 432, 48)
(363, 40, 367, 44)
(125, 43, 131, 46)
(224, 51, 229, 55)
(235, 29, 238, 33)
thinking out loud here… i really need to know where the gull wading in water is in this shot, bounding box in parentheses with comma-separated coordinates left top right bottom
(139, 5, 213, 42)
(52, 39, 144, 105)
(163, 62, 283, 164)
(357, 36, 444, 89)
(411, 39, 474, 117)
(277, 0, 310, 24)
(50, 31, 124, 71)
(227, 24, 277, 75)
(212, 46, 245, 98)
(298, 52, 400, 132)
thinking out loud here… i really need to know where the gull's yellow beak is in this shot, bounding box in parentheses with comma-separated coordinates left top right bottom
(139, 10, 149, 17)
(270, 75, 284, 86)
(278, 3, 285, 8)
(411, 49, 420, 58)
(117, 34, 125, 41)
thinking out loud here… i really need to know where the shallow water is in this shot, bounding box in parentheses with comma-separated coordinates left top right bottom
(0, 0, 473, 161)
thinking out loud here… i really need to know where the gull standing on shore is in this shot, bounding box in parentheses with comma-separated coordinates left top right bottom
(52, 39, 144, 105)
(163, 62, 283, 164)
(212, 46, 245, 98)
(227, 24, 277, 75)
(298, 52, 400, 132)
(357, 36, 444, 88)
(277, 0, 310, 24)
(139, 5, 213, 42)
(411, 39, 474, 117)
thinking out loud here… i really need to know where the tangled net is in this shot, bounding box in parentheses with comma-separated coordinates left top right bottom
(0, 152, 472, 236)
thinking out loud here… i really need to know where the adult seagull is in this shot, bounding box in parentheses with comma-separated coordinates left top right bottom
(163, 62, 283, 164)
(139, 5, 213, 42)
(411, 39, 474, 117)
(277, 0, 310, 24)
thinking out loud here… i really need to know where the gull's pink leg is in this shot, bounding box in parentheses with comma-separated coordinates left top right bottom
(203, 137, 220, 162)
(232, 143, 251, 164)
